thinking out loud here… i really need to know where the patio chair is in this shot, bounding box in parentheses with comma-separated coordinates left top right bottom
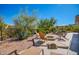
(32, 38, 44, 46)
(31, 32, 47, 46)
(38, 32, 47, 41)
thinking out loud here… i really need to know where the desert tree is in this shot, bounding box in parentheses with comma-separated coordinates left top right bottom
(13, 9, 37, 40)
(0, 16, 4, 41)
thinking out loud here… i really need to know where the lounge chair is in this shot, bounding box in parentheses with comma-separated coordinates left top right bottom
(0, 44, 18, 55)
(31, 32, 47, 46)
(18, 46, 43, 55)
(38, 32, 47, 41)
(50, 33, 78, 55)
(31, 38, 42, 46)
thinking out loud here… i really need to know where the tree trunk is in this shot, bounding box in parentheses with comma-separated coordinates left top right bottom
(0, 28, 3, 41)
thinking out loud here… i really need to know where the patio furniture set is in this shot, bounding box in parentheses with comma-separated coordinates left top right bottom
(0, 32, 78, 55)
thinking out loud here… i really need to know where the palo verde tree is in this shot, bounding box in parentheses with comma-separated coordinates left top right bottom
(13, 9, 37, 40)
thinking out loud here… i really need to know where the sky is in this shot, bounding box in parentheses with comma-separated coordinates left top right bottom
(0, 4, 79, 26)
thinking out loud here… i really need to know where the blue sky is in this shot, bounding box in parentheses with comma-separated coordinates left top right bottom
(0, 4, 79, 26)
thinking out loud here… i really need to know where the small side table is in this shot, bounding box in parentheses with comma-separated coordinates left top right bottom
(47, 43, 57, 49)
